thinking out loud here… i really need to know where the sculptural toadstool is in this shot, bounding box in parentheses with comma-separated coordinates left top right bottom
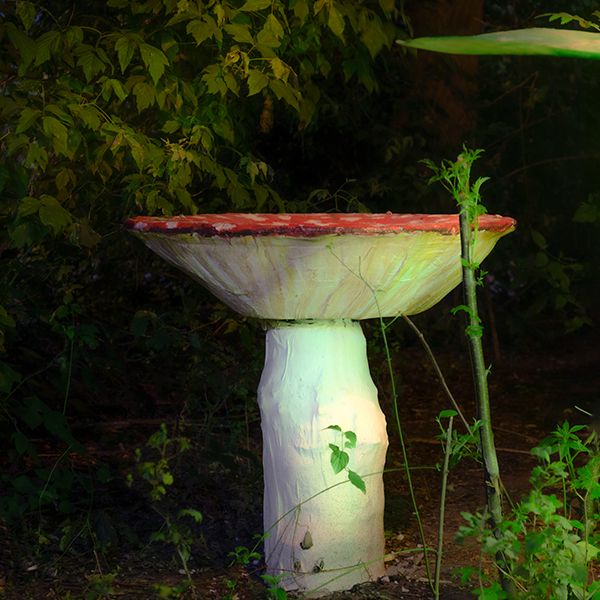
(126, 212, 515, 595)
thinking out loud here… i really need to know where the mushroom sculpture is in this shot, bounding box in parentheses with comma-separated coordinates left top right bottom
(126, 213, 515, 595)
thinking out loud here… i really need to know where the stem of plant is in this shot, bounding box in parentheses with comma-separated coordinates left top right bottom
(378, 315, 435, 592)
(459, 211, 503, 519)
(435, 414, 453, 599)
(402, 315, 470, 432)
(424, 147, 512, 594)
(458, 183, 510, 595)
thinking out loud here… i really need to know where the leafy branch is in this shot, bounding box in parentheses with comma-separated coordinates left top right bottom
(325, 424, 366, 494)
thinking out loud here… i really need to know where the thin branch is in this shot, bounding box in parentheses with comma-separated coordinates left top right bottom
(402, 315, 470, 432)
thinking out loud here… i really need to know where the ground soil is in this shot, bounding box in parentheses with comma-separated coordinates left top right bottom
(2, 328, 598, 600)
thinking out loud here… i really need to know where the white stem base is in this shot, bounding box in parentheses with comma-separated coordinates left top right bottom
(258, 320, 388, 596)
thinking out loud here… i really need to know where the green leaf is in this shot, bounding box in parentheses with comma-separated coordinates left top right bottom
(439, 409, 458, 419)
(16, 0, 37, 31)
(240, 0, 271, 11)
(55, 168, 76, 191)
(0, 361, 21, 393)
(71, 104, 102, 130)
(531, 229, 547, 250)
(465, 324, 483, 338)
(247, 69, 269, 96)
(330, 447, 349, 474)
(76, 222, 101, 248)
(0, 306, 15, 328)
(223, 72, 240, 95)
(9, 223, 37, 247)
(12, 431, 33, 455)
(25, 143, 49, 169)
(178, 508, 203, 523)
(12, 474, 35, 494)
(35, 30, 61, 66)
(139, 44, 169, 85)
(343, 430, 357, 449)
(16, 107, 41, 134)
(103, 78, 128, 102)
(379, 0, 395, 14)
(328, 5, 345, 40)
(18, 196, 41, 217)
(162, 120, 180, 134)
(257, 15, 284, 48)
(573, 201, 600, 223)
(325, 425, 342, 432)
(133, 81, 156, 111)
(45, 104, 72, 123)
(224, 24, 254, 44)
(348, 470, 366, 493)
(269, 79, 300, 111)
(76, 47, 107, 81)
(202, 65, 228, 96)
(38, 195, 72, 234)
(42, 116, 69, 156)
(187, 17, 218, 45)
(65, 26, 84, 47)
(5, 23, 35, 74)
(115, 35, 137, 73)
(361, 18, 386, 58)
(450, 304, 472, 316)
(270, 57, 290, 81)
(397, 28, 600, 61)
(294, 0, 309, 22)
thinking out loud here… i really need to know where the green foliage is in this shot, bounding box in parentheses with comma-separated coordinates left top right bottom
(520, 230, 591, 332)
(423, 148, 489, 338)
(458, 423, 600, 599)
(398, 27, 600, 60)
(540, 11, 600, 32)
(83, 572, 118, 600)
(152, 581, 191, 599)
(128, 423, 190, 501)
(435, 411, 482, 470)
(325, 424, 366, 493)
(127, 424, 202, 583)
(261, 573, 288, 599)
(0, 4, 402, 571)
(228, 542, 287, 599)
(0, 0, 398, 240)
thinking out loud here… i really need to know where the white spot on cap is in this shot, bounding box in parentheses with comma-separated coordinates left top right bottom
(166, 221, 178, 229)
(134, 222, 147, 230)
(213, 222, 236, 232)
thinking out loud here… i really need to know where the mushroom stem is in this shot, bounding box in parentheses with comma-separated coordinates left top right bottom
(258, 319, 388, 595)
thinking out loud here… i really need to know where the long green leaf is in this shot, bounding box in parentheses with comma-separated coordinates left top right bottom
(397, 28, 600, 60)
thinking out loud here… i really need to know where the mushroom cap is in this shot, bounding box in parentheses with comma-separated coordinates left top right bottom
(126, 213, 516, 320)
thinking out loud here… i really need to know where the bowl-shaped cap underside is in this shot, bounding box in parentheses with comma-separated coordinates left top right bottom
(127, 213, 515, 320)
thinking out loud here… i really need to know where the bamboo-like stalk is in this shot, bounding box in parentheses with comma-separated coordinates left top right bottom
(455, 162, 512, 595)
(459, 211, 503, 534)
(424, 147, 512, 594)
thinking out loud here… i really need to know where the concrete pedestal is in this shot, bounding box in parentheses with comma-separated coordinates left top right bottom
(258, 320, 388, 596)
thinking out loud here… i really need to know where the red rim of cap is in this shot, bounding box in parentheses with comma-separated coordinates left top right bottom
(125, 213, 517, 237)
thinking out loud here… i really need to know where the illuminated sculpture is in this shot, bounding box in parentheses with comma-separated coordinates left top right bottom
(126, 213, 514, 595)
